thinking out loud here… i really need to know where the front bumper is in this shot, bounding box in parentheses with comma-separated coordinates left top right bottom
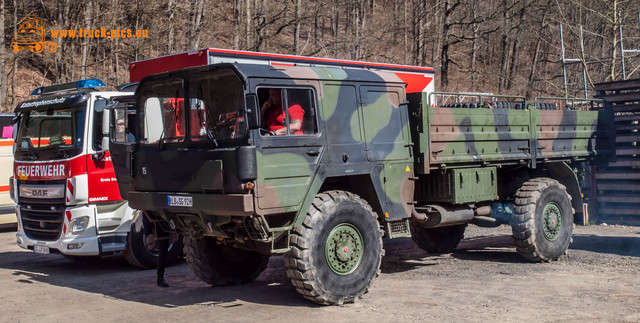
(15, 204, 125, 256)
(127, 191, 254, 216)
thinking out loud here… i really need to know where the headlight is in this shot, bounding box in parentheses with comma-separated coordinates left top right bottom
(70, 216, 90, 235)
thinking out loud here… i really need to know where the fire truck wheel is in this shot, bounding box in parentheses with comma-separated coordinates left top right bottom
(183, 236, 270, 286)
(285, 190, 384, 305)
(123, 212, 183, 269)
(511, 178, 573, 262)
(409, 223, 467, 253)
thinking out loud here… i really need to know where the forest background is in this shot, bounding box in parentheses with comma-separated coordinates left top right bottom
(1, 0, 639, 111)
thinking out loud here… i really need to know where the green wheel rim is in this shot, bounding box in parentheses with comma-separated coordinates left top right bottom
(542, 202, 562, 241)
(325, 223, 363, 275)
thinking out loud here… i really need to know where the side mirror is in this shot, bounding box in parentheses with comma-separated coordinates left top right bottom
(102, 106, 111, 136)
(245, 94, 259, 129)
(102, 108, 111, 151)
(11, 114, 20, 125)
(91, 151, 105, 161)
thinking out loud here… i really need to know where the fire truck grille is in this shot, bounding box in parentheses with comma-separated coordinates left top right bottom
(20, 204, 65, 241)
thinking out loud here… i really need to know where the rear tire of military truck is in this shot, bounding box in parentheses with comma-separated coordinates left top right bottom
(285, 190, 384, 305)
(511, 178, 573, 262)
(123, 212, 183, 269)
(409, 223, 467, 253)
(183, 236, 270, 286)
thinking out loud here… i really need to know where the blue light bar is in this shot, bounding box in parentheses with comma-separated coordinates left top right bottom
(29, 78, 106, 96)
(76, 79, 106, 89)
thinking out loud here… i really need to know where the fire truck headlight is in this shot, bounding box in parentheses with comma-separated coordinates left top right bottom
(70, 216, 90, 235)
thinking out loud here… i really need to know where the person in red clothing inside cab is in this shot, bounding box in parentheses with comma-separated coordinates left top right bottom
(261, 88, 304, 135)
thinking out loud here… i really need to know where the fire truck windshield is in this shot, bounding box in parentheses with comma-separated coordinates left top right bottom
(15, 103, 86, 161)
(138, 68, 245, 145)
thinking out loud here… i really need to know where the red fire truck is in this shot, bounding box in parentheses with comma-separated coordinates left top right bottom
(12, 80, 179, 267)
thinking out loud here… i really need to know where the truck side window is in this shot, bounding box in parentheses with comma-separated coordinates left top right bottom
(92, 99, 107, 150)
(113, 108, 131, 143)
(138, 77, 185, 144)
(258, 87, 317, 136)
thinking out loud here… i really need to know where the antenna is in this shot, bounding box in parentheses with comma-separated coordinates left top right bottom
(560, 24, 589, 98)
(619, 11, 640, 80)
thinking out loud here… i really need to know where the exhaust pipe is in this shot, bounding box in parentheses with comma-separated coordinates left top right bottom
(411, 204, 474, 228)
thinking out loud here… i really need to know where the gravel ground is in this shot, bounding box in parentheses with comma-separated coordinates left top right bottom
(1, 224, 639, 322)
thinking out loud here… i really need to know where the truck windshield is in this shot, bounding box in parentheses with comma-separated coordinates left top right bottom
(138, 68, 245, 145)
(15, 104, 85, 161)
(139, 78, 185, 144)
(188, 69, 245, 142)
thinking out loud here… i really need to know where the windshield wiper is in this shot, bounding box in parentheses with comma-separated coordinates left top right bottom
(195, 86, 218, 147)
(205, 129, 218, 147)
(18, 140, 38, 160)
(59, 148, 71, 159)
(23, 149, 38, 160)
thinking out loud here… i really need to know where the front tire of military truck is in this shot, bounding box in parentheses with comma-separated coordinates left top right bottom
(123, 212, 183, 269)
(511, 178, 573, 262)
(285, 190, 384, 305)
(183, 236, 270, 286)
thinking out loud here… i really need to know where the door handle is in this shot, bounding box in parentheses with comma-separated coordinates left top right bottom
(306, 150, 320, 156)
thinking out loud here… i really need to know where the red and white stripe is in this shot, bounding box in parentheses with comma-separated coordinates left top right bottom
(66, 178, 75, 204)
(62, 210, 72, 234)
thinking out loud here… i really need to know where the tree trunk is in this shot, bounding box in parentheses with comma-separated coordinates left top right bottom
(168, 0, 175, 53)
(81, 0, 92, 78)
(245, 0, 251, 50)
(498, 0, 509, 92)
(189, 0, 206, 49)
(233, 0, 240, 49)
(294, 0, 301, 54)
(608, 0, 618, 81)
(526, 3, 549, 99)
(0, 0, 6, 108)
(439, 0, 455, 89)
(10, 0, 17, 105)
(470, 0, 479, 86)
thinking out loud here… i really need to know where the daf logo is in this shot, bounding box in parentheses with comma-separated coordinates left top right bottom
(32, 189, 48, 197)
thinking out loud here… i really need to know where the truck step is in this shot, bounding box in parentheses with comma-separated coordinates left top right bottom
(386, 219, 411, 239)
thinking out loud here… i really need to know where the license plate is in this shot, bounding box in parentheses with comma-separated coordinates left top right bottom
(34, 245, 50, 254)
(168, 196, 193, 207)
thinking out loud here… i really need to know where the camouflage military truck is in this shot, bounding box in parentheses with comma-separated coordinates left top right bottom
(108, 50, 611, 305)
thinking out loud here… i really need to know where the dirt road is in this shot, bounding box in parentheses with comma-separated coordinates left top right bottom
(1, 224, 639, 322)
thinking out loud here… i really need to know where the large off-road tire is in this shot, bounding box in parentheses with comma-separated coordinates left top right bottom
(511, 178, 573, 262)
(285, 190, 384, 305)
(183, 236, 269, 286)
(410, 223, 467, 253)
(123, 211, 183, 269)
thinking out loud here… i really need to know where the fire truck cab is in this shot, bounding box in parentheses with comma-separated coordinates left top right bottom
(12, 79, 181, 267)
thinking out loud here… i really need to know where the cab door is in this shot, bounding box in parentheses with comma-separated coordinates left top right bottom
(252, 84, 325, 212)
(105, 96, 137, 200)
(359, 86, 412, 161)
